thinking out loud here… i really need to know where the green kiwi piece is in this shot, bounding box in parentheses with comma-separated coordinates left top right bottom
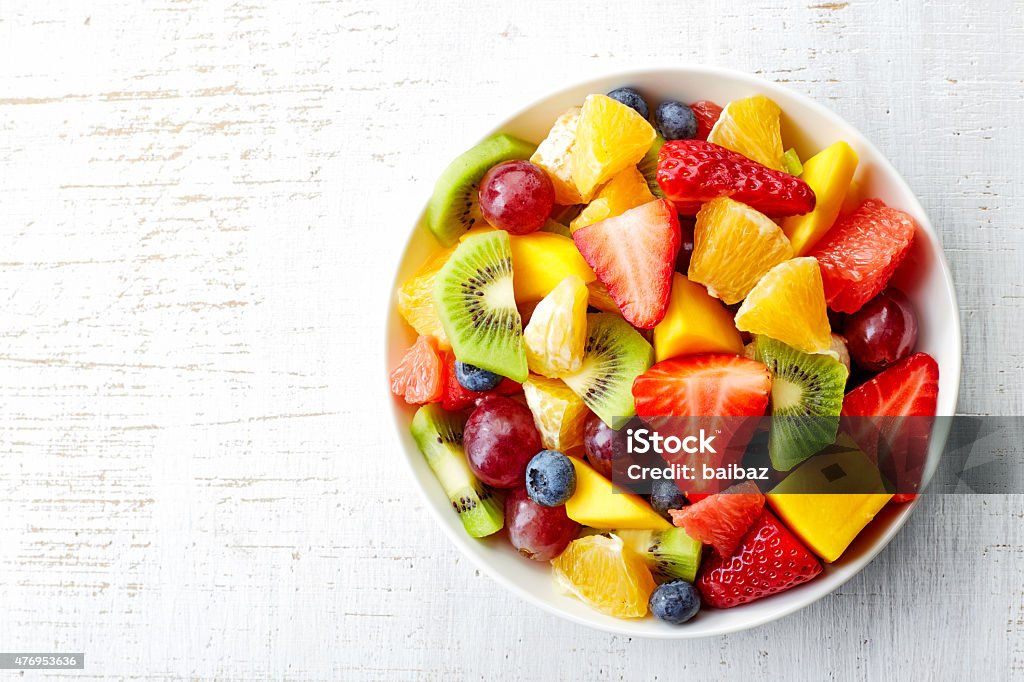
(562, 313, 654, 429)
(433, 230, 528, 382)
(426, 133, 535, 246)
(618, 528, 702, 583)
(753, 335, 849, 471)
(411, 404, 504, 538)
(637, 135, 666, 199)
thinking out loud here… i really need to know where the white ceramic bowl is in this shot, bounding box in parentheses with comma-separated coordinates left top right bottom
(384, 67, 961, 637)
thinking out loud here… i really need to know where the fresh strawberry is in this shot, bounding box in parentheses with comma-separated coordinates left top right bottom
(810, 199, 916, 313)
(841, 353, 939, 497)
(632, 355, 771, 418)
(842, 352, 938, 419)
(698, 510, 822, 609)
(441, 352, 521, 410)
(572, 198, 680, 328)
(689, 100, 723, 141)
(669, 482, 764, 557)
(390, 335, 445, 404)
(633, 355, 771, 495)
(657, 140, 816, 216)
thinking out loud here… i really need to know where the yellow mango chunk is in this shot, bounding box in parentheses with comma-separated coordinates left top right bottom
(767, 440, 892, 562)
(531, 107, 584, 206)
(565, 457, 672, 530)
(653, 273, 743, 362)
(782, 142, 859, 255)
(571, 94, 657, 200)
(570, 166, 654, 233)
(460, 229, 596, 302)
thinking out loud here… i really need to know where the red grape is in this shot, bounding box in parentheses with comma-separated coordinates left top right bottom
(478, 160, 554, 235)
(582, 412, 617, 479)
(464, 396, 542, 488)
(843, 288, 918, 372)
(505, 487, 580, 561)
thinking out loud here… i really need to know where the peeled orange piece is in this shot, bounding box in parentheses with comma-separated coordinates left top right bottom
(531, 107, 584, 205)
(688, 197, 794, 305)
(551, 533, 656, 618)
(523, 375, 589, 453)
(523, 275, 589, 377)
(735, 257, 832, 353)
(396, 246, 456, 348)
(571, 94, 657, 200)
(708, 95, 785, 171)
(570, 166, 654, 233)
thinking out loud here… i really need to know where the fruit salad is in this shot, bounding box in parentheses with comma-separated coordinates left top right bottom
(391, 86, 940, 624)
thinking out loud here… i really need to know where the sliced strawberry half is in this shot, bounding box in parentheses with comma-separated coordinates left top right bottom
(657, 140, 816, 216)
(669, 481, 764, 557)
(698, 510, 822, 609)
(572, 198, 680, 328)
(841, 352, 939, 497)
(441, 352, 521, 411)
(632, 355, 771, 418)
(632, 355, 771, 495)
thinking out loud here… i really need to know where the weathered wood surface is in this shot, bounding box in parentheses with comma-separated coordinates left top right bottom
(0, 0, 1021, 679)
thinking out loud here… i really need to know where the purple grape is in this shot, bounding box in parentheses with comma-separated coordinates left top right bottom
(505, 487, 580, 561)
(464, 396, 542, 489)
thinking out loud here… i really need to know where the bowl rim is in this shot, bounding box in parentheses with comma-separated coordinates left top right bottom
(382, 65, 962, 638)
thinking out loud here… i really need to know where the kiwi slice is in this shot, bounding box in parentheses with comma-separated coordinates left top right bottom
(426, 133, 535, 246)
(562, 313, 654, 428)
(540, 219, 572, 239)
(411, 404, 504, 538)
(433, 230, 528, 382)
(637, 135, 666, 199)
(618, 528, 702, 583)
(753, 335, 849, 471)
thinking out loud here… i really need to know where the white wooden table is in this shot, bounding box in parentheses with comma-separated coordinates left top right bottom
(0, 1, 1021, 679)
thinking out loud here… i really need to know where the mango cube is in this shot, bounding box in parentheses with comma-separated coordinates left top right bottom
(565, 457, 672, 530)
(782, 141, 859, 255)
(654, 273, 743, 362)
(766, 439, 892, 562)
(460, 229, 596, 302)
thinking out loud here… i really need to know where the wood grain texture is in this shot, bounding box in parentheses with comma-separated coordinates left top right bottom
(0, 0, 1021, 679)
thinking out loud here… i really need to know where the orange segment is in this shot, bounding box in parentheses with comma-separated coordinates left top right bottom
(734, 257, 832, 353)
(687, 197, 794, 305)
(523, 275, 589, 377)
(782, 141, 859, 255)
(522, 376, 589, 453)
(654, 273, 743, 362)
(396, 246, 456, 348)
(570, 166, 654, 233)
(531, 107, 584, 205)
(707, 95, 785, 171)
(571, 94, 657, 200)
(551, 533, 656, 618)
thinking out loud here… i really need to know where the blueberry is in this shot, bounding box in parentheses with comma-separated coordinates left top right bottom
(455, 361, 502, 392)
(525, 450, 576, 507)
(649, 580, 701, 625)
(655, 100, 697, 140)
(650, 479, 687, 519)
(606, 87, 649, 120)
